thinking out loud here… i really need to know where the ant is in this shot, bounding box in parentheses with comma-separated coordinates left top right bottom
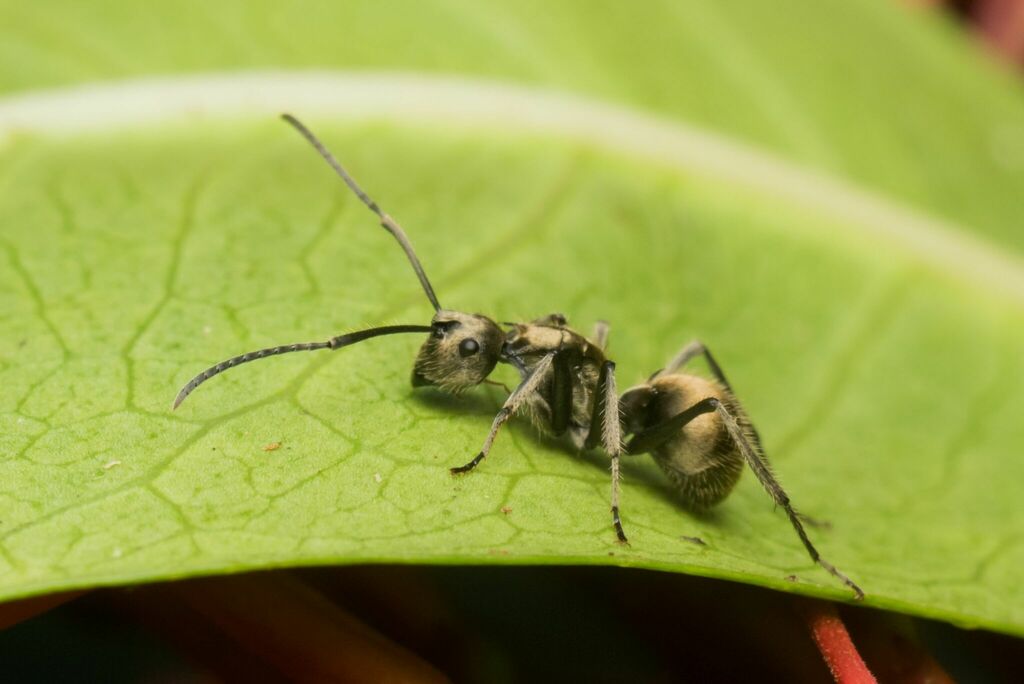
(173, 114, 863, 600)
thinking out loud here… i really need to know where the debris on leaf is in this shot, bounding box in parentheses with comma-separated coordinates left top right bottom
(500, 506, 512, 515)
(262, 442, 282, 452)
(102, 460, 122, 470)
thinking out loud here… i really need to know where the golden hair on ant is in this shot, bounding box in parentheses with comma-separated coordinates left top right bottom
(174, 115, 863, 600)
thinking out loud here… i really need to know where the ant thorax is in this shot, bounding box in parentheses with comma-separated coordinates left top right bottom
(502, 321, 606, 448)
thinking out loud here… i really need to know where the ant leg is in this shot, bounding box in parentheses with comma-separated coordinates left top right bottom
(602, 360, 626, 540)
(625, 396, 862, 599)
(623, 396, 721, 546)
(797, 513, 832, 530)
(450, 352, 556, 474)
(549, 349, 578, 437)
(712, 398, 864, 600)
(592, 320, 610, 351)
(655, 339, 764, 449)
(584, 362, 627, 541)
(584, 362, 611, 451)
(624, 397, 719, 455)
(483, 379, 512, 394)
(657, 339, 733, 391)
(533, 313, 568, 327)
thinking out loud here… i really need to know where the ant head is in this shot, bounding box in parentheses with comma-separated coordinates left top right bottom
(412, 310, 504, 392)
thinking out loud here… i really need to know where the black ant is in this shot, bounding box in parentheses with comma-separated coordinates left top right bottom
(173, 115, 863, 600)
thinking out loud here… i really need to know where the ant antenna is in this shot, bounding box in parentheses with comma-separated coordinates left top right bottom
(172, 324, 432, 409)
(281, 114, 442, 312)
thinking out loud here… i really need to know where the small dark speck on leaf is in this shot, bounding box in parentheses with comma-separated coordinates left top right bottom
(785, 574, 799, 582)
(681, 535, 706, 546)
(262, 442, 282, 452)
(500, 506, 512, 515)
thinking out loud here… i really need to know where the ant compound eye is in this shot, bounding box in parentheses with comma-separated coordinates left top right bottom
(458, 338, 480, 357)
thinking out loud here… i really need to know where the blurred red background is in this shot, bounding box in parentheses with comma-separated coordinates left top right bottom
(916, 0, 1024, 65)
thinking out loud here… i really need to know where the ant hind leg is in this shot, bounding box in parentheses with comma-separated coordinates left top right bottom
(659, 339, 733, 391)
(656, 339, 765, 450)
(713, 398, 863, 599)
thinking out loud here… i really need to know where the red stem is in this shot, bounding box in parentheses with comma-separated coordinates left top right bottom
(800, 600, 877, 684)
(975, 0, 1024, 64)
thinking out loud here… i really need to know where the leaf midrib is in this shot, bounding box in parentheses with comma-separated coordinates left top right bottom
(0, 70, 1022, 305)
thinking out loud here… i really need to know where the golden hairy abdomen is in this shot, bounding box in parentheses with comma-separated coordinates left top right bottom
(648, 374, 752, 509)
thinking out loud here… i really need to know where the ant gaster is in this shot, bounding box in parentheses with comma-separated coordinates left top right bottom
(173, 114, 863, 600)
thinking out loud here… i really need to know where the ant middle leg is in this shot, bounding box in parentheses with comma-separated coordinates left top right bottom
(586, 361, 628, 543)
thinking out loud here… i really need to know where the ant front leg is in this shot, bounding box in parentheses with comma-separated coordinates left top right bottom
(450, 352, 556, 474)
(585, 361, 628, 543)
(483, 378, 513, 394)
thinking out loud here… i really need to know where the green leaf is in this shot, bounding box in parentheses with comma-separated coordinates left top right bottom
(2, 0, 1024, 638)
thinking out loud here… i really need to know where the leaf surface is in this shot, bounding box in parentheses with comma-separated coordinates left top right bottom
(1, 0, 1023, 637)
